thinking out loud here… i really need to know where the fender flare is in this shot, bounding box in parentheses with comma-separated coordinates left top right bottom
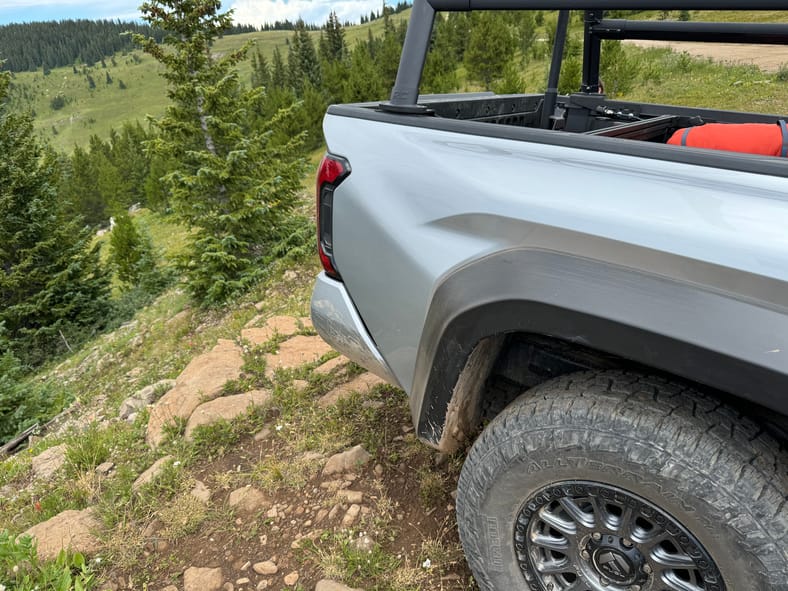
(410, 249, 788, 445)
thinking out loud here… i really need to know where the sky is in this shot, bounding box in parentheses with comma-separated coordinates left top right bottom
(0, 0, 385, 27)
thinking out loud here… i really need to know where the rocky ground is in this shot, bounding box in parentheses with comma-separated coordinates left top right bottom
(0, 264, 477, 591)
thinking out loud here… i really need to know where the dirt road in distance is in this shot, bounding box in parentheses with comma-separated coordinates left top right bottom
(626, 40, 788, 72)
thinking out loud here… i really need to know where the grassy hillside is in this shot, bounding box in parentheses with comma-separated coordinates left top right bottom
(10, 8, 788, 153)
(8, 11, 410, 152)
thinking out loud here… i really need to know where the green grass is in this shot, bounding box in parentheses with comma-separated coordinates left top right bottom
(13, 7, 788, 152)
(621, 47, 788, 113)
(9, 12, 411, 152)
(10, 51, 170, 152)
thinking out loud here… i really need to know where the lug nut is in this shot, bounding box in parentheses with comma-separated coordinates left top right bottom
(592, 532, 602, 541)
(622, 538, 633, 547)
(630, 586, 641, 591)
(600, 576, 610, 587)
(643, 564, 653, 575)
(580, 549, 590, 560)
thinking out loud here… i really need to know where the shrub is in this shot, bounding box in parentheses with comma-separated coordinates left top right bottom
(49, 93, 67, 110)
(0, 352, 61, 445)
(776, 63, 788, 82)
(0, 530, 96, 590)
(108, 213, 159, 288)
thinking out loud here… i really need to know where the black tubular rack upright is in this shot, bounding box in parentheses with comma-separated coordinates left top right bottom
(383, 0, 788, 113)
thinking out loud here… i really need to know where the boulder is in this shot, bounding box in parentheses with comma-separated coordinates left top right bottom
(146, 340, 243, 448)
(322, 445, 372, 476)
(183, 566, 223, 591)
(24, 509, 102, 561)
(265, 336, 333, 378)
(185, 389, 270, 438)
(318, 373, 386, 408)
(315, 581, 364, 591)
(132, 456, 173, 492)
(228, 486, 271, 514)
(241, 316, 300, 346)
(313, 356, 350, 376)
(31, 444, 67, 480)
(191, 480, 211, 504)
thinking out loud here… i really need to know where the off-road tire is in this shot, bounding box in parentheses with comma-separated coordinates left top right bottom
(456, 370, 788, 590)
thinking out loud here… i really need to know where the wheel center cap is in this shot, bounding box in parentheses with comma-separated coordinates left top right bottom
(592, 547, 638, 584)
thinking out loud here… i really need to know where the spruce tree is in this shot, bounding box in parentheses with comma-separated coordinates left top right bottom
(271, 47, 287, 89)
(422, 16, 459, 94)
(375, 15, 406, 90)
(320, 12, 346, 63)
(108, 212, 163, 291)
(251, 49, 271, 89)
(61, 145, 106, 225)
(0, 71, 111, 366)
(288, 19, 321, 96)
(464, 12, 516, 87)
(346, 43, 385, 102)
(135, 0, 306, 305)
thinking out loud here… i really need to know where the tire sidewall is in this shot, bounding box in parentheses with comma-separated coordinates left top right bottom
(458, 425, 771, 591)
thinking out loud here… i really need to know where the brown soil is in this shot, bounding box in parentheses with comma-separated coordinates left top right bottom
(626, 40, 788, 72)
(105, 390, 474, 591)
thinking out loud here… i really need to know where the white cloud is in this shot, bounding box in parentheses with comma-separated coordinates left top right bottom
(228, 0, 384, 27)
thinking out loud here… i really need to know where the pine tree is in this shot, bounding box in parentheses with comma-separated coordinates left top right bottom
(422, 16, 459, 94)
(108, 212, 160, 288)
(271, 47, 287, 89)
(375, 15, 406, 90)
(288, 19, 321, 96)
(135, 0, 306, 305)
(493, 61, 524, 94)
(320, 12, 346, 63)
(464, 12, 517, 87)
(346, 43, 385, 102)
(0, 71, 111, 365)
(61, 145, 106, 225)
(251, 49, 271, 89)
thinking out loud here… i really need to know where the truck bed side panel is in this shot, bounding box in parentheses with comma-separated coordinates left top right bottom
(324, 112, 788, 416)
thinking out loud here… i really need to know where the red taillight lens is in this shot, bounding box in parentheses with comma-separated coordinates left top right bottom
(316, 154, 350, 280)
(317, 156, 346, 187)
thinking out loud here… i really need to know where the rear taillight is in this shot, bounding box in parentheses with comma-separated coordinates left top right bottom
(316, 154, 350, 280)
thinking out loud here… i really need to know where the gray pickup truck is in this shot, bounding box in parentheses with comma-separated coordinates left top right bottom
(311, 3, 788, 589)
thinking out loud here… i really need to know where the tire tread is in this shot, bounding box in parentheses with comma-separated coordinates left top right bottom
(457, 370, 788, 590)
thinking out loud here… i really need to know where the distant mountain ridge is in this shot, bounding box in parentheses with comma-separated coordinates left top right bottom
(0, 20, 256, 73)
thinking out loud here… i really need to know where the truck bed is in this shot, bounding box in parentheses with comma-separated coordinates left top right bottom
(329, 92, 788, 178)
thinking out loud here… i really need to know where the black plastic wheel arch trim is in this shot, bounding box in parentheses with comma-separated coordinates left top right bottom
(409, 248, 788, 445)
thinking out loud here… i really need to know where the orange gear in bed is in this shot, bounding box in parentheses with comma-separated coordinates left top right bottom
(667, 121, 788, 157)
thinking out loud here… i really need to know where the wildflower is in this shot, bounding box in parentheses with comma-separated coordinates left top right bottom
(422, 558, 432, 569)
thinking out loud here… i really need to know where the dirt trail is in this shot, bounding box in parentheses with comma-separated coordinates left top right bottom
(626, 40, 788, 72)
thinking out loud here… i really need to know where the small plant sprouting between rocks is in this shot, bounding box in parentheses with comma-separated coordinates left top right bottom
(0, 530, 96, 591)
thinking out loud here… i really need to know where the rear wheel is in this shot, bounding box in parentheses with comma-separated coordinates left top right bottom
(456, 371, 788, 590)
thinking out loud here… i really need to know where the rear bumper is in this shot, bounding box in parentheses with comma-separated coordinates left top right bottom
(310, 272, 399, 387)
